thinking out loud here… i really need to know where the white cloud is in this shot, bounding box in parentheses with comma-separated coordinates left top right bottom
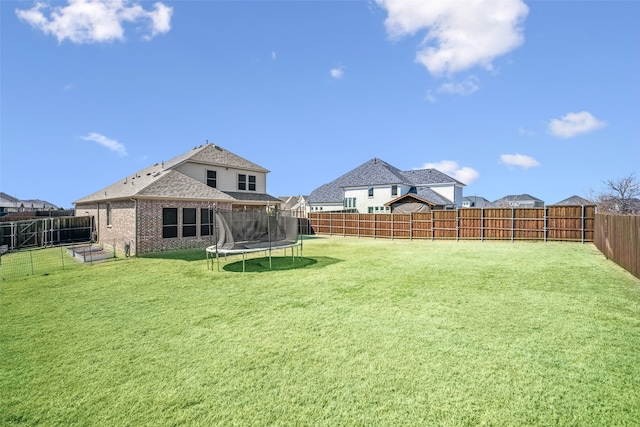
(421, 160, 479, 185)
(271, 51, 277, 60)
(548, 111, 606, 138)
(437, 76, 479, 96)
(375, 0, 528, 76)
(518, 127, 535, 136)
(330, 65, 345, 79)
(500, 153, 540, 169)
(15, 0, 173, 44)
(81, 132, 128, 156)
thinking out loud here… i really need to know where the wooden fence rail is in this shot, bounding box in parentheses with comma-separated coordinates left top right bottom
(593, 213, 640, 279)
(307, 206, 595, 242)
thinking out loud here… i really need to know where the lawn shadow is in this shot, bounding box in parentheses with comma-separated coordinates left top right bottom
(221, 256, 342, 273)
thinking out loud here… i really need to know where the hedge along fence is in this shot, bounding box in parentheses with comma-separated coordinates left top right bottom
(594, 213, 640, 279)
(308, 206, 595, 242)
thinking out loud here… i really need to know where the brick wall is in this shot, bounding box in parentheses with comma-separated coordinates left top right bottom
(78, 199, 233, 255)
(77, 200, 136, 254)
(137, 199, 232, 254)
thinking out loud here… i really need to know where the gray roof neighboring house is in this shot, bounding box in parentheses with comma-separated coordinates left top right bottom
(0, 192, 58, 210)
(308, 158, 461, 205)
(551, 195, 595, 206)
(492, 194, 544, 207)
(74, 144, 275, 205)
(462, 196, 491, 207)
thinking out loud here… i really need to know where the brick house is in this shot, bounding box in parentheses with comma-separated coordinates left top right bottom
(74, 143, 281, 255)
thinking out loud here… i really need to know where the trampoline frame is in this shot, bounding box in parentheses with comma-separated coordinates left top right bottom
(206, 239, 303, 272)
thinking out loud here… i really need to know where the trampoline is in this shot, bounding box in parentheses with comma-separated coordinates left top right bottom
(206, 208, 302, 272)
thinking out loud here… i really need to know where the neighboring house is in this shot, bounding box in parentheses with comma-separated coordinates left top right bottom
(308, 158, 464, 214)
(462, 196, 491, 208)
(0, 192, 58, 216)
(492, 194, 545, 208)
(279, 195, 309, 217)
(551, 195, 595, 206)
(74, 143, 281, 255)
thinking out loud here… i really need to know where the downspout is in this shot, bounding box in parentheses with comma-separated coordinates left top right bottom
(96, 202, 101, 244)
(131, 198, 138, 256)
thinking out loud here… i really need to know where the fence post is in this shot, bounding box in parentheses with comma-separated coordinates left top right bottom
(329, 213, 332, 237)
(374, 214, 377, 239)
(544, 207, 547, 243)
(511, 208, 515, 242)
(29, 250, 34, 275)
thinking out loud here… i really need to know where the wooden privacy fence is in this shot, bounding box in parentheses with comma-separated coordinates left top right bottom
(594, 214, 640, 279)
(307, 206, 595, 242)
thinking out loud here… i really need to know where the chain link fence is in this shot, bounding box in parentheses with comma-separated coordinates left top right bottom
(0, 244, 116, 280)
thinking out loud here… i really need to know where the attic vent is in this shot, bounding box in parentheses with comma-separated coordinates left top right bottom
(146, 173, 151, 176)
(215, 146, 223, 151)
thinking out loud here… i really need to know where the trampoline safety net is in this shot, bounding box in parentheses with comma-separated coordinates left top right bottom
(213, 209, 299, 251)
(206, 209, 302, 272)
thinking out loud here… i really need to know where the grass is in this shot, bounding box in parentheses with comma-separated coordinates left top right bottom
(1, 237, 639, 426)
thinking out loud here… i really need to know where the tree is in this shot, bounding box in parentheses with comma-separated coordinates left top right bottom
(597, 173, 640, 214)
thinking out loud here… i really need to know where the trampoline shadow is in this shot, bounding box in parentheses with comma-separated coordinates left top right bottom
(221, 256, 342, 273)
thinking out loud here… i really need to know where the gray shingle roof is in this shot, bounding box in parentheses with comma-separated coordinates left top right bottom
(403, 169, 462, 185)
(74, 144, 272, 204)
(415, 187, 452, 205)
(493, 194, 544, 203)
(308, 158, 460, 205)
(551, 195, 595, 206)
(222, 191, 282, 203)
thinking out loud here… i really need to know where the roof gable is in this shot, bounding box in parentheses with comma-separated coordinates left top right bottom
(166, 144, 269, 173)
(384, 193, 436, 207)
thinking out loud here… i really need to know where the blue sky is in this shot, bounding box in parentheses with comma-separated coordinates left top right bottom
(2, 0, 638, 208)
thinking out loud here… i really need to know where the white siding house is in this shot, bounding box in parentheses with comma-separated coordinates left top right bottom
(309, 158, 464, 213)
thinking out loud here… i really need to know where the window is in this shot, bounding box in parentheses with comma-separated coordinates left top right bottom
(391, 185, 398, 196)
(162, 208, 178, 238)
(238, 174, 246, 190)
(183, 208, 196, 237)
(368, 207, 374, 213)
(106, 203, 112, 226)
(343, 197, 356, 209)
(206, 170, 217, 188)
(248, 175, 256, 191)
(368, 187, 374, 198)
(201, 208, 214, 236)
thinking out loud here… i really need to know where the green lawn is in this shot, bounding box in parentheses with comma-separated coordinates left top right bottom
(2, 238, 639, 426)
